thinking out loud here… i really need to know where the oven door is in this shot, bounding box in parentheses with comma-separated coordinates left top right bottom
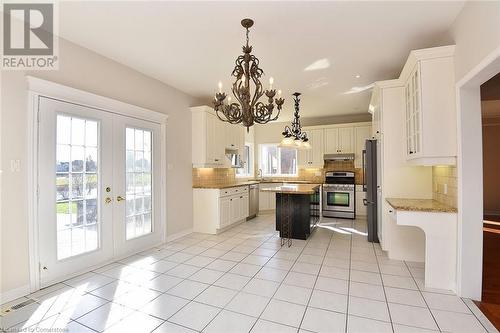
(323, 188, 354, 212)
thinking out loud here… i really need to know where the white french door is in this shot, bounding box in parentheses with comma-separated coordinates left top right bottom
(38, 97, 162, 287)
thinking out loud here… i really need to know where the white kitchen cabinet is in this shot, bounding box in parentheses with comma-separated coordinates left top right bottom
(191, 106, 225, 167)
(338, 127, 354, 153)
(191, 106, 246, 167)
(193, 186, 249, 234)
(400, 46, 456, 165)
(324, 128, 339, 154)
(369, 79, 432, 260)
(354, 125, 372, 168)
(324, 127, 354, 154)
(219, 197, 231, 227)
(259, 183, 281, 211)
(225, 123, 245, 150)
(298, 129, 324, 168)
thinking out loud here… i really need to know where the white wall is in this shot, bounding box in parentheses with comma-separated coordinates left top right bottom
(450, 0, 500, 300)
(1, 38, 195, 297)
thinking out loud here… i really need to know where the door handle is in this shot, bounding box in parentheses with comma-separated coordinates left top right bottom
(116, 196, 126, 202)
(105, 197, 112, 204)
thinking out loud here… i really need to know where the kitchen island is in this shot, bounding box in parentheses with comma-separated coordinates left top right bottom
(261, 184, 321, 242)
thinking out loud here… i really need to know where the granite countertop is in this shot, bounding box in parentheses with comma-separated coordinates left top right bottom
(192, 179, 323, 189)
(193, 181, 260, 189)
(386, 198, 458, 213)
(260, 184, 321, 195)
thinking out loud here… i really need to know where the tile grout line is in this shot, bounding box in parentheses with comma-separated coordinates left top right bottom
(404, 260, 443, 332)
(344, 219, 354, 333)
(297, 223, 334, 332)
(372, 237, 395, 333)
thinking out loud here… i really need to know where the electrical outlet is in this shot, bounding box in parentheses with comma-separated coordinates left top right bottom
(315, 171, 321, 176)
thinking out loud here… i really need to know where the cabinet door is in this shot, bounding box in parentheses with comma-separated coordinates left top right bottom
(338, 127, 354, 153)
(310, 129, 324, 166)
(239, 194, 249, 220)
(354, 126, 371, 168)
(206, 114, 217, 163)
(324, 128, 339, 153)
(297, 148, 310, 167)
(405, 80, 413, 156)
(258, 187, 269, 211)
(219, 197, 231, 227)
(206, 114, 225, 164)
(230, 196, 240, 223)
(412, 66, 422, 156)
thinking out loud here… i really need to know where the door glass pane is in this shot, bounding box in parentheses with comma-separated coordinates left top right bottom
(125, 128, 153, 240)
(56, 115, 100, 260)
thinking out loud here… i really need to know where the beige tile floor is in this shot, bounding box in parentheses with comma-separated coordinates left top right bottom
(1, 214, 497, 333)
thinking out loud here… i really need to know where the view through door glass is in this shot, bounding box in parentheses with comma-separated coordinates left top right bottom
(125, 127, 153, 239)
(56, 115, 100, 259)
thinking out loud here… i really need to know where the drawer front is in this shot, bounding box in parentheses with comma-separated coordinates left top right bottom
(220, 186, 249, 197)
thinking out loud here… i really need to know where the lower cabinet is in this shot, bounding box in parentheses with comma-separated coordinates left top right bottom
(193, 186, 249, 234)
(259, 183, 282, 211)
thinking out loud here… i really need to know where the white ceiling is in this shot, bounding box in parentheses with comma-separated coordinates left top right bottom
(58, 1, 465, 121)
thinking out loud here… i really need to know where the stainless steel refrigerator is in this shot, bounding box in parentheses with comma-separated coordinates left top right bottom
(363, 139, 379, 243)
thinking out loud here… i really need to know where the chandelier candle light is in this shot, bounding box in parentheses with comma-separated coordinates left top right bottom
(280, 92, 311, 149)
(214, 18, 285, 130)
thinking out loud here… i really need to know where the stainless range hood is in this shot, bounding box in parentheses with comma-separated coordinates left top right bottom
(324, 153, 355, 161)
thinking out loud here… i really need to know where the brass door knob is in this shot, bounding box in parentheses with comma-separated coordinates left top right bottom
(117, 196, 126, 202)
(105, 197, 112, 204)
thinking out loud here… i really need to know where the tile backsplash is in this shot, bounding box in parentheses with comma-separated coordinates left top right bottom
(192, 168, 236, 187)
(432, 166, 457, 208)
(193, 159, 365, 187)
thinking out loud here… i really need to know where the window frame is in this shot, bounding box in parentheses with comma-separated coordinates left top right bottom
(258, 143, 298, 177)
(236, 142, 254, 178)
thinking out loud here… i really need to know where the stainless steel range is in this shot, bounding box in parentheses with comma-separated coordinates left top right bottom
(322, 171, 355, 219)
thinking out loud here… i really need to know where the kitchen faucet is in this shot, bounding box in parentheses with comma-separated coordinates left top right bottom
(258, 169, 264, 181)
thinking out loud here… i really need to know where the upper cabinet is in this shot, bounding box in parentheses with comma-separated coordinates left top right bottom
(400, 45, 456, 165)
(191, 106, 245, 167)
(298, 128, 324, 168)
(354, 125, 372, 168)
(324, 127, 354, 154)
(299, 123, 370, 169)
(225, 123, 244, 150)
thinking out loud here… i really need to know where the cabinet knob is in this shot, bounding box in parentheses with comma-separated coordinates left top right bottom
(409, 151, 413, 154)
(389, 210, 393, 213)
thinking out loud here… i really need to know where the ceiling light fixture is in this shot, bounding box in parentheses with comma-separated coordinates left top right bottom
(213, 18, 285, 130)
(280, 93, 311, 150)
(355, 74, 361, 78)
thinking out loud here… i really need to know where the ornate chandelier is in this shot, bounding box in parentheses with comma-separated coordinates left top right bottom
(280, 92, 311, 149)
(214, 18, 285, 130)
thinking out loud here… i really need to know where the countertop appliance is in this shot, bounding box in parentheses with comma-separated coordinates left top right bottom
(363, 139, 379, 243)
(248, 184, 259, 219)
(322, 171, 355, 219)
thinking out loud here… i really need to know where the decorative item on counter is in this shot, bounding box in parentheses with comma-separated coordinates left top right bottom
(280, 92, 311, 150)
(213, 18, 285, 131)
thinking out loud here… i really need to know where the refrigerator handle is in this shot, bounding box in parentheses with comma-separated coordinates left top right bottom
(362, 149, 367, 192)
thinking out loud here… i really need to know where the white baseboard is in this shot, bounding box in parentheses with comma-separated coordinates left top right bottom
(166, 228, 193, 242)
(0, 284, 31, 305)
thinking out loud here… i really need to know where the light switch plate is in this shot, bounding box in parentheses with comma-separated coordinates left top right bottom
(443, 183, 448, 195)
(10, 159, 21, 172)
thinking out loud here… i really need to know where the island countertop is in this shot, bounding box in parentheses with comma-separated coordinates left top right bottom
(386, 198, 457, 213)
(261, 184, 320, 195)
